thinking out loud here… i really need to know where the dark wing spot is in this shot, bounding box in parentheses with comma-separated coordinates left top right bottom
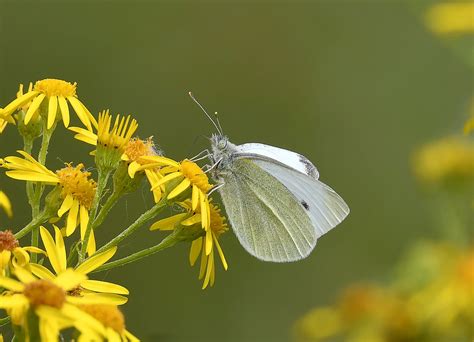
(298, 154, 319, 179)
(301, 200, 309, 210)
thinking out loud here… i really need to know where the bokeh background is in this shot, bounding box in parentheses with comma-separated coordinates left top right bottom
(0, 1, 472, 341)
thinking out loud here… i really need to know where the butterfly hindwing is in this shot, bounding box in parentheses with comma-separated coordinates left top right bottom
(217, 158, 317, 262)
(253, 159, 350, 238)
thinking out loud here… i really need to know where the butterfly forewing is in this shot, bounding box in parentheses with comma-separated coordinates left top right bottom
(218, 159, 317, 262)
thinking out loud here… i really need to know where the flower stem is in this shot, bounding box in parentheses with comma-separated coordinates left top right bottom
(15, 210, 50, 239)
(92, 190, 121, 230)
(95, 199, 167, 254)
(93, 232, 178, 273)
(79, 168, 111, 261)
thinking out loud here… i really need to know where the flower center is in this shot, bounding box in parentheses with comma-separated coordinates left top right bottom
(0, 230, 19, 251)
(24, 279, 66, 308)
(79, 304, 125, 333)
(209, 203, 228, 235)
(180, 160, 213, 193)
(124, 137, 157, 163)
(34, 79, 77, 98)
(56, 163, 97, 209)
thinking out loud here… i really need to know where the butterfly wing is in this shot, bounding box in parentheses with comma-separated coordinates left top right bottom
(217, 158, 317, 262)
(252, 159, 349, 238)
(235, 143, 319, 179)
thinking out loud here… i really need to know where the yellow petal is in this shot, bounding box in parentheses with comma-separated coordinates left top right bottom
(213, 234, 228, 270)
(24, 93, 45, 124)
(66, 200, 79, 236)
(79, 205, 90, 240)
(81, 279, 129, 295)
(189, 238, 203, 266)
(0, 276, 24, 292)
(192, 185, 199, 211)
(67, 293, 128, 305)
(47, 95, 58, 129)
(58, 96, 70, 127)
(181, 213, 201, 226)
(75, 247, 117, 274)
(5, 170, 59, 183)
(200, 191, 209, 230)
(2, 91, 39, 116)
(205, 229, 213, 256)
(151, 172, 182, 190)
(202, 249, 214, 289)
(69, 126, 98, 145)
(0, 294, 28, 308)
(29, 263, 56, 280)
(198, 247, 207, 280)
(54, 225, 67, 272)
(67, 96, 92, 130)
(14, 267, 37, 283)
(40, 226, 64, 274)
(58, 193, 74, 217)
(87, 230, 96, 256)
(128, 161, 141, 178)
(149, 213, 188, 231)
(167, 178, 191, 199)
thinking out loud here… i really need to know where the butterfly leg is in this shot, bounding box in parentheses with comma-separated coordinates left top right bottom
(189, 149, 211, 162)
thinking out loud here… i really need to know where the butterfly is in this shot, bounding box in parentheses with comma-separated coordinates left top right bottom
(190, 93, 350, 262)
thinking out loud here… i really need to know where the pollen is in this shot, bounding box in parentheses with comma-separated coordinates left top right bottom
(34, 79, 77, 98)
(56, 163, 97, 209)
(0, 230, 19, 252)
(180, 160, 213, 193)
(124, 137, 157, 163)
(24, 279, 66, 308)
(79, 304, 125, 333)
(209, 203, 228, 236)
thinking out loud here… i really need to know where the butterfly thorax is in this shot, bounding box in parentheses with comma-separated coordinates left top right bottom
(210, 134, 238, 178)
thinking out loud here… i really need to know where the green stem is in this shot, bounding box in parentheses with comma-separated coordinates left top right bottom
(79, 169, 111, 261)
(15, 210, 50, 239)
(95, 199, 167, 254)
(92, 190, 121, 230)
(93, 233, 178, 273)
(0, 316, 10, 327)
(29, 125, 54, 262)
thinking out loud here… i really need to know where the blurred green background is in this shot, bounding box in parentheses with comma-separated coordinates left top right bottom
(0, 1, 472, 341)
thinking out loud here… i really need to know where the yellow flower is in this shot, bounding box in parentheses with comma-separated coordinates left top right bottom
(0, 78, 97, 130)
(151, 200, 228, 289)
(133, 157, 213, 230)
(121, 137, 164, 202)
(70, 110, 138, 171)
(27, 226, 129, 304)
(465, 116, 474, 135)
(1, 151, 97, 255)
(0, 190, 12, 217)
(0, 230, 44, 275)
(0, 267, 119, 340)
(425, 2, 474, 35)
(71, 304, 139, 341)
(412, 137, 474, 185)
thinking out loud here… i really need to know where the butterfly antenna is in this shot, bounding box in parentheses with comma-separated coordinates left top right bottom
(188, 91, 222, 135)
(214, 111, 224, 135)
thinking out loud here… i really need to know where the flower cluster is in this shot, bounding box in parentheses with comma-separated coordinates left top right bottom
(0, 78, 230, 340)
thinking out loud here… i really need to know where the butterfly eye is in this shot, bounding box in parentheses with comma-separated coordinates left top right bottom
(218, 140, 227, 150)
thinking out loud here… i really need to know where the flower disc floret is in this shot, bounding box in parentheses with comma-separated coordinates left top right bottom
(0, 230, 19, 251)
(24, 279, 66, 308)
(56, 163, 97, 209)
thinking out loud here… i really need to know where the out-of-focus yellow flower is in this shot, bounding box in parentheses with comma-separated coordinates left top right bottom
(425, 2, 474, 35)
(1, 151, 97, 255)
(0, 79, 97, 130)
(72, 304, 139, 341)
(70, 110, 138, 171)
(151, 200, 228, 289)
(0, 230, 44, 275)
(0, 191, 12, 217)
(465, 116, 474, 135)
(412, 137, 474, 186)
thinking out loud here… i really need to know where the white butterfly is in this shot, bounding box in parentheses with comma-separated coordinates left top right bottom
(191, 93, 350, 262)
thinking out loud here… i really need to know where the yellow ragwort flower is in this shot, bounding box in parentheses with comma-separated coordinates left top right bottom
(121, 137, 164, 202)
(151, 200, 228, 289)
(425, 2, 474, 35)
(133, 157, 213, 230)
(28, 226, 129, 305)
(413, 137, 474, 185)
(0, 230, 44, 275)
(0, 267, 126, 340)
(0, 190, 12, 217)
(1, 151, 97, 255)
(70, 110, 138, 171)
(0, 78, 97, 130)
(72, 304, 139, 341)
